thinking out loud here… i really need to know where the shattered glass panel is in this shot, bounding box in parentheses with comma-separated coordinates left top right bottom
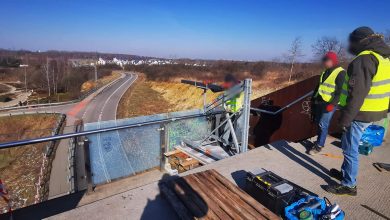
(84, 109, 212, 185)
(166, 110, 212, 151)
(84, 115, 164, 185)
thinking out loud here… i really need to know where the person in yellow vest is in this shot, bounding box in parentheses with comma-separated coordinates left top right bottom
(223, 74, 244, 113)
(326, 27, 390, 196)
(309, 52, 346, 155)
(216, 74, 244, 150)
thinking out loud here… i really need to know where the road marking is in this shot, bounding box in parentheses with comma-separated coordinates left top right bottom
(98, 74, 135, 121)
(114, 74, 138, 120)
(80, 74, 126, 120)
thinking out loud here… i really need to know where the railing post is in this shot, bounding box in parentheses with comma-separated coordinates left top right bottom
(241, 78, 252, 153)
(159, 124, 168, 171)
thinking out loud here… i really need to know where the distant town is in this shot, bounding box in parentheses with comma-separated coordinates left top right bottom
(70, 57, 208, 68)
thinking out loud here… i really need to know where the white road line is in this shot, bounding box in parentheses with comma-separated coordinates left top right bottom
(81, 74, 126, 120)
(114, 73, 138, 120)
(98, 74, 135, 121)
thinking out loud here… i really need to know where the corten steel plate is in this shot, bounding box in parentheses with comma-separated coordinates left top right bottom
(249, 76, 342, 147)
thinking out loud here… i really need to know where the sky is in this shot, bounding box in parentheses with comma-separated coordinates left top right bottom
(1, 0, 389, 61)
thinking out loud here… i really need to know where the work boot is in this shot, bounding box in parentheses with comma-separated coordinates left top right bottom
(308, 143, 322, 155)
(326, 184, 357, 196)
(329, 168, 343, 181)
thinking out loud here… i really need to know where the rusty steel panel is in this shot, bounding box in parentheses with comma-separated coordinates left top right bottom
(249, 75, 338, 147)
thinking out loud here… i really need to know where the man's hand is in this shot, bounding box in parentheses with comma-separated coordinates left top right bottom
(310, 102, 317, 123)
(336, 121, 349, 133)
(338, 117, 350, 133)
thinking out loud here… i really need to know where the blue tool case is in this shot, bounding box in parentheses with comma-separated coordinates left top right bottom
(361, 125, 385, 147)
(285, 196, 345, 220)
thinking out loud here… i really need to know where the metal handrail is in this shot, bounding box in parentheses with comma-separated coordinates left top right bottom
(0, 110, 224, 150)
(204, 83, 244, 110)
(250, 91, 313, 115)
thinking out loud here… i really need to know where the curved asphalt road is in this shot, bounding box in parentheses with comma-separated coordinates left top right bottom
(53, 72, 137, 197)
(1, 72, 138, 198)
(81, 73, 137, 123)
(3, 72, 137, 122)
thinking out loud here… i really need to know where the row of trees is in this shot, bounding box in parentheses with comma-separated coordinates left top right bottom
(285, 30, 390, 81)
(2, 30, 388, 92)
(385, 30, 390, 45)
(126, 60, 321, 84)
(0, 56, 114, 101)
(24, 57, 86, 98)
(27, 60, 113, 99)
(0, 57, 21, 68)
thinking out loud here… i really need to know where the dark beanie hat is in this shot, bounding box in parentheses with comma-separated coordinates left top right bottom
(349, 26, 375, 42)
(224, 73, 238, 83)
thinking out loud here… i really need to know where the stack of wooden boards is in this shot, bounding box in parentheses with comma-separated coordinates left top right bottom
(160, 169, 280, 220)
(164, 149, 201, 173)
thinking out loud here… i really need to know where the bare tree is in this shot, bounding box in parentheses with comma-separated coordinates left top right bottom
(311, 36, 346, 62)
(52, 62, 56, 95)
(385, 30, 390, 46)
(285, 37, 304, 82)
(44, 58, 51, 97)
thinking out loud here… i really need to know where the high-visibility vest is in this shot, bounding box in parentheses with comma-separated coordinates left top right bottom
(338, 75, 349, 106)
(340, 50, 390, 112)
(316, 67, 346, 105)
(226, 92, 244, 113)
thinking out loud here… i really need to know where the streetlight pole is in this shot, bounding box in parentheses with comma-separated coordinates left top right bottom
(24, 67, 27, 93)
(93, 63, 98, 82)
(19, 64, 29, 93)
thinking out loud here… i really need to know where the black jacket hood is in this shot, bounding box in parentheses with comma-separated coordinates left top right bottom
(349, 36, 390, 58)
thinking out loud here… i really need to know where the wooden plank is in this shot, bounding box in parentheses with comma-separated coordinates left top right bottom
(194, 172, 259, 220)
(185, 174, 243, 219)
(164, 149, 182, 157)
(162, 170, 279, 220)
(207, 169, 280, 220)
(175, 145, 215, 164)
(184, 174, 233, 220)
(180, 158, 199, 167)
(174, 178, 220, 220)
(203, 172, 266, 219)
(167, 179, 209, 219)
(196, 172, 265, 220)
(159, 182, 194, 220)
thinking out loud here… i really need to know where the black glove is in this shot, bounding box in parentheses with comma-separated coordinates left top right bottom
(310, 102, 316, 123)
(338, 118, 351, 133)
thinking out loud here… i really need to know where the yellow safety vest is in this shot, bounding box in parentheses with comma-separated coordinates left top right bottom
(340, 50, 390, 112)
(226, 92, 244, 113)
(338, 75, 349, 107)
(316, 67, 346, 105)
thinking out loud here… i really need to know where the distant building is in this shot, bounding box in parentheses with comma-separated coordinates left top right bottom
(97, 58, 106, 65)
(89, 57, 202, 67)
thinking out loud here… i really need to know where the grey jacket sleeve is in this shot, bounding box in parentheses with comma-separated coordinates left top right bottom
(330, 70, 346, 106)
(339, 55, 378, 127)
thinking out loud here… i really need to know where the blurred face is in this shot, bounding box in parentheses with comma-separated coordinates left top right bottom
(223, 81, 235, 89)
(322, 58, 334, 69)
(348, 41, 360, 55)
